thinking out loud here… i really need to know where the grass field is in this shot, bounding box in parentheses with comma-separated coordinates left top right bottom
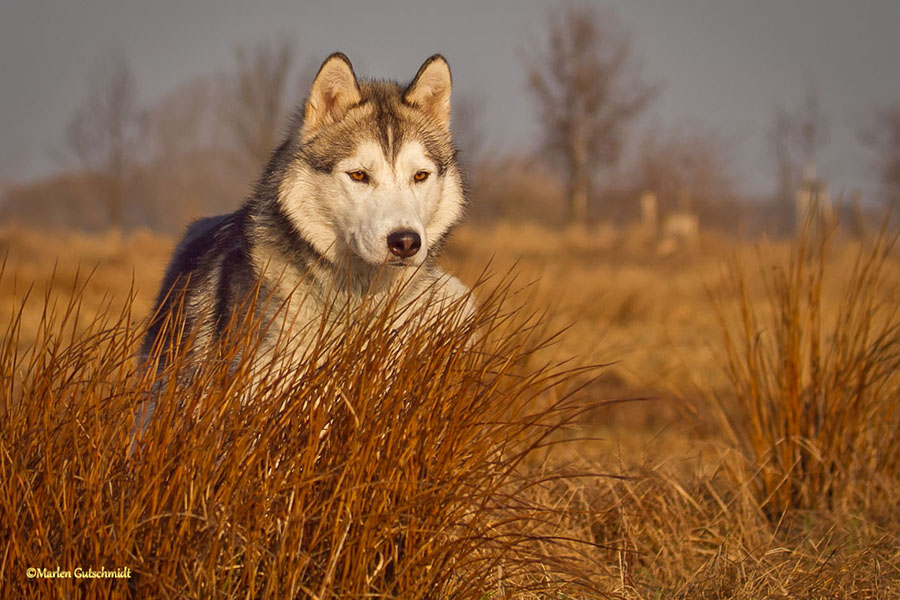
(1, 222, 899, 598)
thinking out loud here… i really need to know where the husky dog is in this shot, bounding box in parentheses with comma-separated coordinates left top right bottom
(141, 53, 472, 370)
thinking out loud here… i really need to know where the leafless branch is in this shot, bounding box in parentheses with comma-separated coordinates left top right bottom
(65, 50, 145, 227)
(525, 5, 656, 223)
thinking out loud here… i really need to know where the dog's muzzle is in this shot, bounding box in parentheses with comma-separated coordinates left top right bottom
(387, 230, 421, 259)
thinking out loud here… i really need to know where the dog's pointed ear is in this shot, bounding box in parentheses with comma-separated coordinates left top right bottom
(404, 54, 452, 130)
(302, 53, 362, 140)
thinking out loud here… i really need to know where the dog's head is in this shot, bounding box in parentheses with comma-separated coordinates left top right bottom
(279, 53, 465, 268)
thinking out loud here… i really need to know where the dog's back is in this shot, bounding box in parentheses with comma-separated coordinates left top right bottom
(141, 211, 254, 362)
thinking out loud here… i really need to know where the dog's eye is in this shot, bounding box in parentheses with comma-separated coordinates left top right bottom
(413, 170, 430, 183)
(347, 170, 369, 183)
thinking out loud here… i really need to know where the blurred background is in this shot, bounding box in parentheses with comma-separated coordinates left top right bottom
(1, 0, 899, 235)
(4, 6, 900, 592)
(3, 0, 900, 409)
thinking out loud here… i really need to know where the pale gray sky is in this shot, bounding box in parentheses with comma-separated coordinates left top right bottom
(2, 0, 899, 199)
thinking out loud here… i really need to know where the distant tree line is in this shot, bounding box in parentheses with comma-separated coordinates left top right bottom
(2, 4, 898, 234)
(3, 39, 318, 233)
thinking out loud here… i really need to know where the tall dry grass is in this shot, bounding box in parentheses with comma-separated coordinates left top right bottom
(2, 222, 899, 598)
(1, 263, 610, 599)
(711, 220, 900, 516)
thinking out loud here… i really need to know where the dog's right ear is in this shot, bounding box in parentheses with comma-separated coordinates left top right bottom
(302, 53, 361, 140)
(404, 55, 452, 130)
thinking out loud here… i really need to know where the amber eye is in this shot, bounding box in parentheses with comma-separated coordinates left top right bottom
(347, 170, 369, 183)
(413, 170, 430, 183)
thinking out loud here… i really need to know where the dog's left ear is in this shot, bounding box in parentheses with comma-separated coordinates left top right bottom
(404, 55, 452, 130)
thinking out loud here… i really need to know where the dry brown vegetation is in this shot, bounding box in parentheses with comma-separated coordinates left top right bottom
(711, 224, 900, 518)
(2, 222, 899, 598)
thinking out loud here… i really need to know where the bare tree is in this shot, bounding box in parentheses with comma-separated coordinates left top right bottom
(151, 77, 220, 166)
(66, 51, 145, 228)
(771, 106, 795, 212)
(525, 5, 656, 224)
(220, 39, 297, 175)
(634, 124, 738, 216)
(769, 84, 829, 226)
(860, 102, 900, 205)
(146, 76, 247, 230)
(796, 86, 829, 169)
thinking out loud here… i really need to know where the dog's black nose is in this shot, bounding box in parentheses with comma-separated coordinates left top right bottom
(387, 230, 421, 258)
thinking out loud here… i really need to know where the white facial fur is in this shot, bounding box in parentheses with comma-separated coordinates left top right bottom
(335, 140, 435, 266)
(281, 138, 463, 268)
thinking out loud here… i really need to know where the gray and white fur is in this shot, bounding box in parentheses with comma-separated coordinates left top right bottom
(141, 53, 472, 371)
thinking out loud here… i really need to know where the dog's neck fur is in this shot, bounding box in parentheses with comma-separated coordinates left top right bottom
(247, 196, 431, 311)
